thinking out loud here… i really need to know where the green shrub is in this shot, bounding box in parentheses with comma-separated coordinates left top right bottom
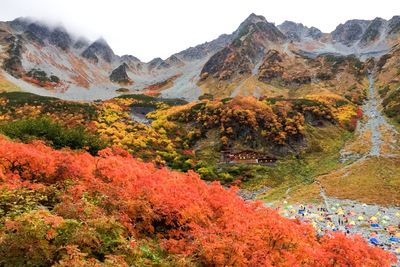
(379, 85, 390, 98)
(50, 75, 60, 83)
(0, 117, 106, 155)
(0, 188, 58, 220)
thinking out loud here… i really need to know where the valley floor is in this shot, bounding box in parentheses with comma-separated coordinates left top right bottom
(248, 73, 400, 261)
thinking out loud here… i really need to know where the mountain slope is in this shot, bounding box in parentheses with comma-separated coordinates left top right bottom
(0, 14, 399, 102)
(0, 18, 233, 101)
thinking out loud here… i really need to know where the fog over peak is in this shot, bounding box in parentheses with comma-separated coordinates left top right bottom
(1, 0, 398, 61)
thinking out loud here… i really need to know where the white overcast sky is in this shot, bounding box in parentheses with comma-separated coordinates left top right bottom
(1, 0, 399, 61)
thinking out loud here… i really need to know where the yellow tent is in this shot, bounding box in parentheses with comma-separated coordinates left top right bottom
(357, 216, 364, 221)
(370, 216, 378, 222)
(337, 208, 344, 215)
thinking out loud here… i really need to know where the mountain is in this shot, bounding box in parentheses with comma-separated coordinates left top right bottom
(0, 13, 400, 266)
(0, 14, 399, 102)
(278, 20, 323, 41)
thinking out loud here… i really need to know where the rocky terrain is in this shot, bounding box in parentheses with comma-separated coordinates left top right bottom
(0, 14, 398, 102)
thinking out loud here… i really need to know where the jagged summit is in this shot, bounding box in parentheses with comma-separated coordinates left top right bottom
(331, 19, 377, 46)
(243, 13, 267, 24)
(81, 38, 116, 63)
(278, 21, 322, 41)
(121, 54, 141, 63)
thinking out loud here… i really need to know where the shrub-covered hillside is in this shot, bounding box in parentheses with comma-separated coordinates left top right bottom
(0, 92, 362, 196)
(0, 137, 395, 266)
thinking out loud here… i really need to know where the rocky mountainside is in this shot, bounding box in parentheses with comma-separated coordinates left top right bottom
(0, 14, 399, 102)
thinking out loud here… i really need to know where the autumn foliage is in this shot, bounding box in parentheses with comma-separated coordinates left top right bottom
(0, 137, 395, 266)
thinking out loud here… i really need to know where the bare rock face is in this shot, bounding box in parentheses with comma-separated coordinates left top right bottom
(147, 57, 170, 70)
(175, 34, 232, 61)
(278, 21, 322, 41)
(200, 14, 286, 81)
(359, 18, 385, 47)
(109, 63, 131, 84)
(73, 37, 90, 50)
(49, 27, 72, 50)
(331, 20, 370, 46)
(307, 27, 323, 39)
(165, 55, 183, 67)
(82, 38, 115, 63)
(121, 54, 141, 64)
(2, 35, 24, 78)
(388, 16, 400, 35)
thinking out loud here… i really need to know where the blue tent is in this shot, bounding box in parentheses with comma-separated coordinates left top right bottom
(389, 237, 400, 243)
(370, 223, 380, 228)
(369, 237, 379, 245)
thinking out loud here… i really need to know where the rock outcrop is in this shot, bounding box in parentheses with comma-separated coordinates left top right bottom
(109, 63, 132, 84)
(82, 38, 115, 63)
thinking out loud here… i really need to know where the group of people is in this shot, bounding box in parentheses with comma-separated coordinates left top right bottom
(278, 200, 400, 260)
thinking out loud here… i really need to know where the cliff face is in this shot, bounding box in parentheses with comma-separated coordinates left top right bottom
(109, 63, 132, 84)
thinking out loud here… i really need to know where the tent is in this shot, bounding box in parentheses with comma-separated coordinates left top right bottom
(370, 223, 380, 228)
(389, 237, 400, 243)
(357, 215, 364, 221)
(337, 208, 344, 215)
(369, 237, 379, 246)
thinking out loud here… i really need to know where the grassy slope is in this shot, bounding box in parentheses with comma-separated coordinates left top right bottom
(318, 119, 400, 206)
(319, 157, 400, 206)
(0, 74, 20, 92)
(255, 125, 352, 204)
(193, 123, 352, 204)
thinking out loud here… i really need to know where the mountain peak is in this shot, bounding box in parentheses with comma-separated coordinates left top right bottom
(81, 37, 115, 63)
(278, 21, 322, 41)
(244, 13, 267, 24)
(236, 13, 268, 33)
(331, 19, 371, 46)
(93, 37, 109, 46)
